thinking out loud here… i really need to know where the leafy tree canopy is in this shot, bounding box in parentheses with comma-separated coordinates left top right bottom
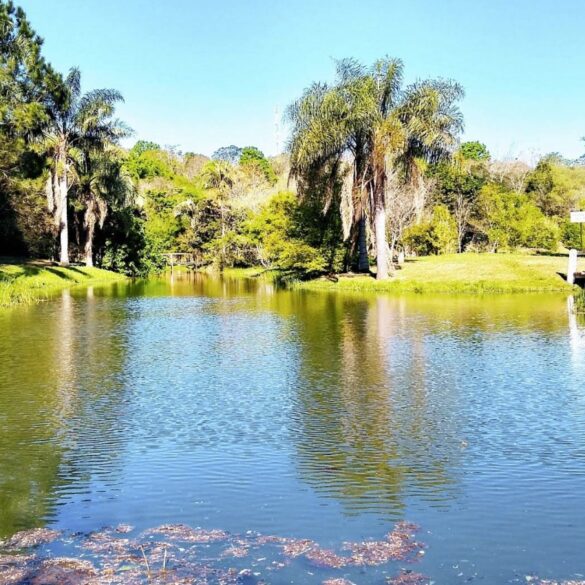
(126, 148, 173, 180)
(211, 145, 242, 165)
(130, 140, 161, 156)
(474, 183, 559, 251)
(240, 146, 277, 185)
(459, 141, 490, 161)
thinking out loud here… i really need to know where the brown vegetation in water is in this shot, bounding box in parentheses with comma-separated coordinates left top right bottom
(0, 529, 60, 550)
(3, 522, 579, 585)
(142, 524, 229, 543)
(343, 522, 424, 566)
(305, 548, 350, 569)
(387, 570, 429, 585)
(0, 522, 429, 584)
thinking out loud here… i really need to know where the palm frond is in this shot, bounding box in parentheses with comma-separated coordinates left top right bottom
(334, 58, 366, 84)
(65, 67, 81, 100)
(371, 57, 404, 115)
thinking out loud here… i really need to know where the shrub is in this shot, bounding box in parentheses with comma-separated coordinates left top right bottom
(404, 205, 458, 255)
(474, 184, 559, 251)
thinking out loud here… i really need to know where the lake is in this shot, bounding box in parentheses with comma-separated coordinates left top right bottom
(1, 273, 584, 584)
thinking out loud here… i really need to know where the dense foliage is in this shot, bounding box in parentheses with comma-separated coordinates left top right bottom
(1, 1, 585, 280)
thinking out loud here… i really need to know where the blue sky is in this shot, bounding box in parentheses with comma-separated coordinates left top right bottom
(19, 0, 585, 160)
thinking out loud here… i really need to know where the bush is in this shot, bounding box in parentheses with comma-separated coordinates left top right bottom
(97, 208, 165, 276)
(404, 205, 458, 255)
(474, 184, 559, 251)
(561, 221, 585, 250)
(247, 191, 333, 277)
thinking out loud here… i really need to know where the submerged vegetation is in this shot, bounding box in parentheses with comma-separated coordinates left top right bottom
(1, 0, 584, 292)
(0, 522, 426, 584)
(0, 523, 582, 585)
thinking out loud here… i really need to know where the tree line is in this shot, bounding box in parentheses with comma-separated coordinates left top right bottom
(1, 1, 584, 279)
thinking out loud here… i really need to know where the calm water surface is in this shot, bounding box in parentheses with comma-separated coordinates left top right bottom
(1, 274, 584, 583)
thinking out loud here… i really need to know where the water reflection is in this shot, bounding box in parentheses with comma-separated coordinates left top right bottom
(289, 294, 458, 517)
(1, 274, 585, 583)
(568, 296, 585, 373)
(0, 288, 130, 536)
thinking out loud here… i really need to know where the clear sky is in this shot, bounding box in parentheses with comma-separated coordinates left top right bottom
(18, 0, 585, 160)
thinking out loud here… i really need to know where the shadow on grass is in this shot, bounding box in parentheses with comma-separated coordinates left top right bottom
(557, 271, 585, 288)
(0, 264, 43, 282)
(536, 251, 581, 258)
(246, 267, 275, 279)
(43, 267, 73, 280)
(21, 265, 43, 277)
(65, 266, 90, 276)
(43, 265, 92, 280)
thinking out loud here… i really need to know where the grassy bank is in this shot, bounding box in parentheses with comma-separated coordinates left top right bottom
(221, 254, 577, 294)
(574, 289, 585, 313)
(220, 267, 277, 279)
(0, 261, 127, 308)
(300, 254, 576, 294)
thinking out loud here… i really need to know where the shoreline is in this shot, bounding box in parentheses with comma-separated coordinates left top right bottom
(0, 261, 127, 309)
(219, 253, 577, 295)
(1, 251, 577, 310)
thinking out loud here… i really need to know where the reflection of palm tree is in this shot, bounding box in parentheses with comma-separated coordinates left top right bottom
(288, 292, 456, 517)
(58, 289, 131, 479)
(0, 290, 130, 536)
(0, 294, 76, 536)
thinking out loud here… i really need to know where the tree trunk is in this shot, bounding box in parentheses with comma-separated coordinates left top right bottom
(85, 245, 93, 267)
(219, 204, 226, 271)
(59, 169, 69, 266)
(357, 214, 369, 272)
(84, 198, 98, 267)
(85, 218, 94, 267)
(374, 201, 389, 280)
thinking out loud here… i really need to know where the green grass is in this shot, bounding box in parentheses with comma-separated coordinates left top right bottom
(298, 253, 576, 294)
(0, 261, 127, 308)
(220, 267, 277, 279)
(192, 255, 580, 294)
(574, 289, 585, 313)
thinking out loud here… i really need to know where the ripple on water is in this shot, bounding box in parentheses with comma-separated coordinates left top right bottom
(0, 281, 584, 583)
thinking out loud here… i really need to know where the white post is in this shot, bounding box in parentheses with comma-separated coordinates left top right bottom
(568, 249, 578, 285)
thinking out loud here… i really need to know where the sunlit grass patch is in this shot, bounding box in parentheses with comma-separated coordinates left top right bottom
(298, 253, 575, 294)
(0, 262, 126, 308)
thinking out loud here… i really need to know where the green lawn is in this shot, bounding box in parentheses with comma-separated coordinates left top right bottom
(0, 261, 126, 308)
(298, 253, 576, 294)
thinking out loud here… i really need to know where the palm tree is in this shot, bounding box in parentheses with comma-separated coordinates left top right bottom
(71, 147, 134, 266)
(287, 62, 374, 274)
(288, 58, 464, 279)
(42, 68, 129, 265)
